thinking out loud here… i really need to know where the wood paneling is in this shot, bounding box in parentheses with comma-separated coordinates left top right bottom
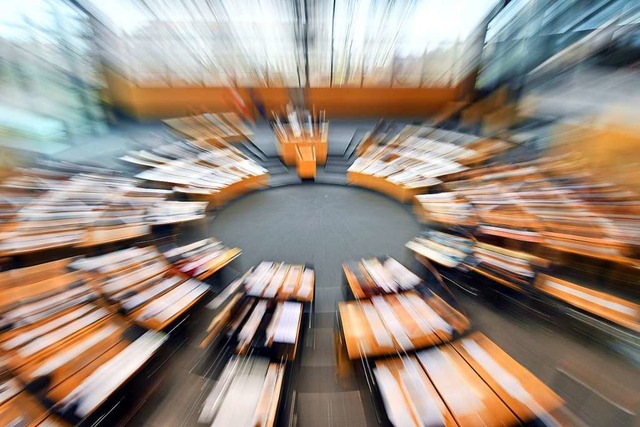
(106, 70, 461, 119)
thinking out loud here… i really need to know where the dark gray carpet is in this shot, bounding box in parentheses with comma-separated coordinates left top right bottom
(205, 184, 421, 309)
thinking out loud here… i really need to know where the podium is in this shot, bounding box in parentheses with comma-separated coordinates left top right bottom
(296, 145, 316, 179)
(276, 122, 328, 166)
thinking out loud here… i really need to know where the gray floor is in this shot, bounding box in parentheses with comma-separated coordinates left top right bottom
(38, 118, 640, 427)
(199, 185, 421, 312)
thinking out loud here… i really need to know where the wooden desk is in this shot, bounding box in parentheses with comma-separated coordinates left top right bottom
(276, 123, 328, 166)
(244, 262, 315, 303)
(166, 239, 242, 281)
(453, 332, 564, 423)
(199, 357, 284, 427)
(406, 232, 473, 269)
(543, 237, 639, 268)
(76, 224, 150, 248)
(163, 113, 252, 142)
(195, 248, 242, 281)
(0, 261, 166, 423)
(417, 345, 519, 426)
(0, 387, 69, 426)
(75, 248, 211, 331)
(296, 146, 316, 179)
(347, 171, 435, 203)
(338, 291, 468, 359)
(470, 265, 525, 291)
(203, 297, 302, 361)
(374, 356, 457, 427)
(0, 258, 70, 289)
(342, 257, 422, 299)
(536, 274, 640, 332)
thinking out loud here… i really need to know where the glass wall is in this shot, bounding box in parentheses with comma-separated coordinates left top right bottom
(0, 0, 107, 139)
(477, 0, 640, 91)
(88, 0, 497, 88)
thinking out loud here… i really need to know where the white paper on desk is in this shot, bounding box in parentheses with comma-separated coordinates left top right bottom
(460, 339, 534, 406)
(417, 348, 485, 415)
(405, 293, 452, 334)
(62, 331, 166, 417)
(372, 296, 413, 350)
(7, 286, 90, 320)
(384, 257, 421, 289)
(273, 302, 301, 344)
(239, 300, 268, 345)
(32, 324, 119, 377)
(3, 305, 94, 350)
(399, 358, 445, 426)
(103, 261, 167, 294)
(374, 365, 416, 427)
(19, 307, 109, 358)
(180, 249, 223, 273)
(0, 378, 20, 405)
(264, 264, 288, 298)
(361, 304, 393, 348)
(156, 283, 208, 323)
(121, 276, 181, 311)
(163, 239, 208, 259)
(210, 356, 269, 427)
(136, 284, 190, 322)
(296, 269, 314, 300)
(245, 262, 273, 295)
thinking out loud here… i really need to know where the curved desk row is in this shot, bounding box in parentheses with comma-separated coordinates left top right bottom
(71, 246, 214, 331)
(0, 172, 207, 258)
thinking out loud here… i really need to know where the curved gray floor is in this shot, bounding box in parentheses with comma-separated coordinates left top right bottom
(199, 184, 421, 313)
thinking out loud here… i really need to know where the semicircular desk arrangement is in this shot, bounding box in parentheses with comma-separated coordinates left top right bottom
(0, 238, 242, 425)
(349, 123, 640, 340)
(0, 114, 638, 426)
(0, 114, 266, 426)
(340, 122, 640, 426)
